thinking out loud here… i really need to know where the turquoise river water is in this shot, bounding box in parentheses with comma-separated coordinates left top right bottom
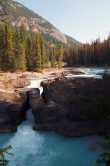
(0, 111, 102, 166)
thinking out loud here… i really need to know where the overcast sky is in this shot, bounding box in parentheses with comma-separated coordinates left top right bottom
(16, 0, 110, 43)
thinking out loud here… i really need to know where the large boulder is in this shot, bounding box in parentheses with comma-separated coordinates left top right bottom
(0, 91, 27, 132)
(28, 88, 66, 131)
(32, 76, 110, 137)
(12, 76, 30, 88)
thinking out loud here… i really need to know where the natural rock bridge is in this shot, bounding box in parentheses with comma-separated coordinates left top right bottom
(0, 75, 110, 137)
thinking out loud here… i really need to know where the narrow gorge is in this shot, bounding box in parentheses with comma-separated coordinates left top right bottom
(0, 68, 110, 137)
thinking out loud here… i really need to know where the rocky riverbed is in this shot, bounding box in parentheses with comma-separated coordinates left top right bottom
(0, 68, 110, 136)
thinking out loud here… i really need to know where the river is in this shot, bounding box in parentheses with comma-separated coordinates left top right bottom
(0, 67, 109, 166)
(0, 111, 102, 166)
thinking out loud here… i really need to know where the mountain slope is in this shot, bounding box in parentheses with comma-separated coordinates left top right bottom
(0, 0, 79, 45)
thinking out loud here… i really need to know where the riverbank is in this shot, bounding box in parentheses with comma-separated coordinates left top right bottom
(0, 67, 84, 93)
(0, 68, 69, 133)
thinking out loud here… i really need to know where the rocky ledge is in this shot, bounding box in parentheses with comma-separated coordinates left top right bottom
(0, 74, 30, 133)
(0, 71, 110, 137)
(30, 75, 110, 137)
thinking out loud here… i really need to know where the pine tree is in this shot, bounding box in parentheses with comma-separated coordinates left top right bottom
(58, 45, 64, 68)
(40, 35, 48, 68)
(14, 28, 26, 70)
(25, 36, 32, 70)
(1, 23, 14, 71)
(35, 33, 42, 69)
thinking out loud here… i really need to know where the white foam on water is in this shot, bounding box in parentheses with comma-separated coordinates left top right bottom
(27, 79, 44, 95)
(65, 74, 102, 79)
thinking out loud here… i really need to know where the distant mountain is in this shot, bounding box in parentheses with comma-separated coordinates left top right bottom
(0, 0, 80, 46)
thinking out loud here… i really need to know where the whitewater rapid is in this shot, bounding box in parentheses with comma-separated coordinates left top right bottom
(27, 79, 44, 95)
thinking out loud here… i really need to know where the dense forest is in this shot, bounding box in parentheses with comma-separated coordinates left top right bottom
(0, 1, 110, 71)
(0, 20, 110, 71)
(64, 37, 110, 66)
(0, 20, 64, 71)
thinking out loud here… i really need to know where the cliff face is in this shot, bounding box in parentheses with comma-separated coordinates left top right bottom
(0, 74, 30, 132)
(0, 0, 79, 46)
(30, 76, 110, 137)
(0, 71, 110, 137)
(0, 91, 26, 132)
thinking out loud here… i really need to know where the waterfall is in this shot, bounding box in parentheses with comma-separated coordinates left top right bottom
(25, 78, 44, 126)
(27, 79, 44, 95)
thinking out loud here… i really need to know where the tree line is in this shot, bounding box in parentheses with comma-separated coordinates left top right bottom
(64, 37, 110, 67)
(1, 21, 110, 71)
(0, 21, 64, 71)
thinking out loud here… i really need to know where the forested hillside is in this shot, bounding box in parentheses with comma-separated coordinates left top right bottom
(0, 0, 79, 45)
(64, 37, 110, 66)
(0, 21, 65, 71)
(1, 19, 110, 72)
(0, 0, 110, 71)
